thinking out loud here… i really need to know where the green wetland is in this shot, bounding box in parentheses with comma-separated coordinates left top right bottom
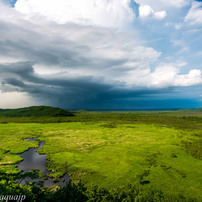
(0, 110, 202, 201)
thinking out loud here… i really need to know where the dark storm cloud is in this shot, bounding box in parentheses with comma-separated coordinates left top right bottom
(0, 15, 155, 107)
(0, 61, 179, 109)
(0, 60, 200, 110)
(0, 23, 86, 67)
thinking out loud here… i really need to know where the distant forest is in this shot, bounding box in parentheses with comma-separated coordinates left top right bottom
(0, 106, 74, 117)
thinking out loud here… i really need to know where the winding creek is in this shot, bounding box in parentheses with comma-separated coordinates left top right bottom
(17, 138, 69, 187)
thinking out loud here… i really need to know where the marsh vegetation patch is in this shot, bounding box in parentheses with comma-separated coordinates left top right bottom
(0, 111, 201, 200)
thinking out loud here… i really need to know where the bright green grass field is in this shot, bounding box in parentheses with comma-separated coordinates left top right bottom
(0, 121, 201, 200)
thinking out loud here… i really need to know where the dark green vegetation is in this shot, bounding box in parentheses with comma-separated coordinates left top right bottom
(0, 171, 196, 202)
(0, 109, 201, 201)
(0, 106, 74, 117)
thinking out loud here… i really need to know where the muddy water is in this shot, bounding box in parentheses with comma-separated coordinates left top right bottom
(17, 138, 69, 187)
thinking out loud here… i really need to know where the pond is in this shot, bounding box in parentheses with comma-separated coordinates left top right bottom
(17, 137, 69, 187)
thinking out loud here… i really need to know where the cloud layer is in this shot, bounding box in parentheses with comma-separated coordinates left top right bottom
(15, 0, 136, 29)
(185, 1, 202, 25)
(0, 0, 202, 109)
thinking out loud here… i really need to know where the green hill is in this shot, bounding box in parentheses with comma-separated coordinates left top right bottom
(0, 106, 74, 117)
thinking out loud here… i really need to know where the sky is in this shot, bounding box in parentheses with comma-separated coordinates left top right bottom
(0, 0, 202, 109)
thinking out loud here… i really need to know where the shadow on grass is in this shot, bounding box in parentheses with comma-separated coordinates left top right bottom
(0, 169, 198, 202)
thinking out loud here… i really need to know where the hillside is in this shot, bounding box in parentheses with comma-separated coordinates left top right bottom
(0, 106, 74, 117)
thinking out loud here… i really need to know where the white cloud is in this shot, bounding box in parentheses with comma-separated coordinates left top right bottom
(15, 0, 136, 29)
(159, 0, 190, 8)
(139, 5, 154, 18)
(150, 64, 202, 88)
(151, 65, 178, 87)
(162, 0, 190, 8)
(139, 5, 166, 20)
(185, 1, 202, 25)
(109, 61, 202, 89)
(154, 11, 167, 20)
(135, 0, 190, 10)
(174, 69, 202, 86)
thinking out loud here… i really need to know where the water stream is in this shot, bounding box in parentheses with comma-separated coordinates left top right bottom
(17, 138, 69, 187)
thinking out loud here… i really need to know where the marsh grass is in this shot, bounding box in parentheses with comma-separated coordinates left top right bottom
(0, 111, 201, 200)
